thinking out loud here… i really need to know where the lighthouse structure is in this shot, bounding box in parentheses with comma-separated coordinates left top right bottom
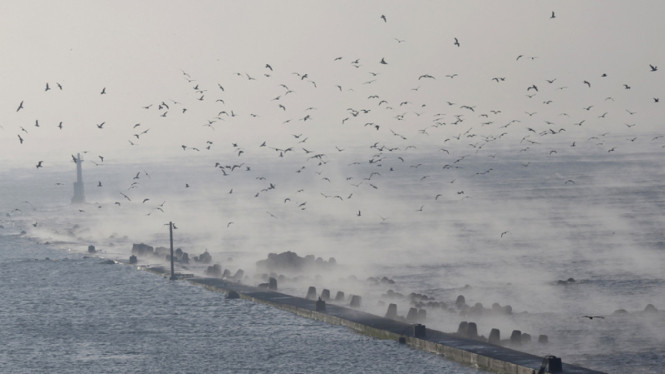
(71, 153, 86, 204)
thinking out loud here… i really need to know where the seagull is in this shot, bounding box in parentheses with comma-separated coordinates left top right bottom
(501, 231, 510, 238)
(380, 14, 386, 22)
(550, 11, 555, 19)
(581, 316, 604, 320)
(650, 64, 658, 72)
(17, 101, 24, 112)
(380, 58, 387, 64)
(100, 87, 106, 94)
(36, 161, 43, 168)
(454, 38, 460, 47)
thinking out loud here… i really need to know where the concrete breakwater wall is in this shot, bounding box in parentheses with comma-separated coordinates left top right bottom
(140, 266, 605, 374)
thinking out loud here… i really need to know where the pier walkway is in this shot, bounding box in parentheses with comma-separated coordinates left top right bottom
(141, 266, 605, 374)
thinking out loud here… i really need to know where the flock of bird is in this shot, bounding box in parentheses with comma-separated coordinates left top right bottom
(6, 11, 663, 239)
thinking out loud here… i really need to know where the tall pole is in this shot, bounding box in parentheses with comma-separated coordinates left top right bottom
(169, 221, 175, 280)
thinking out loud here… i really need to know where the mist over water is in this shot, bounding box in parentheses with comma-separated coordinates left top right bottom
(2, 1, 665, 373)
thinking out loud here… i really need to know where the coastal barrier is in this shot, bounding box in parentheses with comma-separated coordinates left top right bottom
(140, 265, 606, 374)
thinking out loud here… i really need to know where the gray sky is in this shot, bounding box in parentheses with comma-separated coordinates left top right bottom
(1, 1, 664, 167)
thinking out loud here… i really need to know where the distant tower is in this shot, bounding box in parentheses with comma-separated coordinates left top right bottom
(71, 153, 85, 204)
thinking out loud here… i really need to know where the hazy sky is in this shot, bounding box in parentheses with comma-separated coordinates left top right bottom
(1, 1, 664, 168)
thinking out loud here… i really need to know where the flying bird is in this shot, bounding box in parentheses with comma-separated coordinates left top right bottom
(100, 87, 106, 94)
(454, 38, 460, 47)
(380, 15, 386, 22)
(36, 161, 43, 168)
(17, 101, 24, 112)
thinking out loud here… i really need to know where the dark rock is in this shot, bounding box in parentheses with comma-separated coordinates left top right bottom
(222, 269, 231, 278)
(194, 250, 212, 264)
(231, 269, 244, 281)
(100, 259, 115, 265)
(129, 255, 137, 264)
(521, 333, 531, 343)
(256, 251, 337, 273)
(88, 245, 96, 253)
(258, 283, 269, 289)
(268, 277, 277, 290)
(350, 295, 362, 308)
(205, 264, 223, 278)
(227, 291, 240, 299)
(613, 309, 628, 315)
(455, 295, 466, 308)
(502, 305, 513, 315)
(381, 276, 395, 284)
(154, 246, 169, 256)
(538, 335, 549, 344)
(321, 289, 330, 301)
(644, 304, 659, 313)
(132, 243, 154, 257)
(335, 291, 345, 302)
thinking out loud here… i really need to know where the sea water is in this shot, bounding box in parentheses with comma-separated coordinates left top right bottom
(0, 234, 480, 374)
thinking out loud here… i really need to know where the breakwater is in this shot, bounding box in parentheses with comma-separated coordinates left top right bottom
(140, 265, 606, 374)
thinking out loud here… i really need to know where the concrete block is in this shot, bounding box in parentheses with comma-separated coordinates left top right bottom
(386, 303, 398, 319)
(489, 328, 500, 344)
(306, 286, 317, 300)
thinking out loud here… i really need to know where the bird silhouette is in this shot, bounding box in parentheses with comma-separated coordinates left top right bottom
(17, 101, 24, 111)
(36, 161, 43, 168)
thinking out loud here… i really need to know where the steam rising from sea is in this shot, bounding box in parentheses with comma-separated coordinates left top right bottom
(2, 142, 663, 373)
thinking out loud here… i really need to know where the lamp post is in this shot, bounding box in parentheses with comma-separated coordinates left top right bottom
(165, 222, 176, 280)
